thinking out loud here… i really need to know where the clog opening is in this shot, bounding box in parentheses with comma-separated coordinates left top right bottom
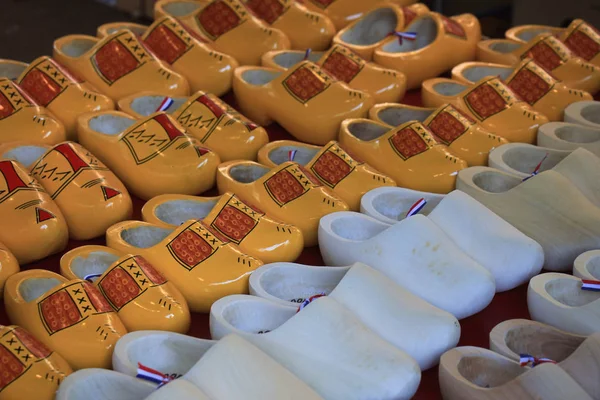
(89, 114, 136, 135)
(60, 37, 99, 57)
(19, 277, 63, 302)
(488, 41, 521, 54)
(70, 251, 120, 281)
(457, 355, 525, 388)
(462, 66, 512, 83)
(381, 17, 437, 52)
(155, 199, 218, 226)
(545, 278, 600, 307)
(241, 69, 280, 86)
(130, 95, 187, 117)
(346, 121, 389, 141)
(340, 7, 398, 45)
(2, 146, 48, 169)
(376, 107, 433, 126)
(433, 81, 467, 96)
(330, 215, 388, 241)
(229, 164, 269, 184)
(161, 1, 201, 16)
(517, 28, 554, 42)
(120, 226, 173, 249)
(501, 146, 565, 174)
(259, 265, 347, 303)
(105, 24, 147, 36)
(503, 324, 582, 362)
(273, 52, 321, 69)
(222, 299, 296, 334)
(555, 125, 600, 143)
(584, 254, 600, 280)
(580, 104, 600, 125)
(268, 146, 317, 166)
(0, 63, 26, 80)
(60, 370, 155, 399)
(372, 192, 442, 221)
(472, 171, 521, 193)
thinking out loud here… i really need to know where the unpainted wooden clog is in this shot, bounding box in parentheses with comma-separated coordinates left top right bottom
(56, 369, 156, 400)
(574, 249, 600, 281)
(537, 122, 600, 157)
(564, 100, 600, 129)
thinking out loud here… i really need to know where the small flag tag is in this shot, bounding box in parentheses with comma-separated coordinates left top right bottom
(523, 152, 548, 181)
(297, 293, 326, 312)
(406, 198, 427, 218)
(304, 48, 312, 60)
(155, 97, 174, 112)
(519, 353, 557, 367)
(288, 149, 297, 161)
(388, 31, 417, 44)
(137, 363, 175, 388)
(83, 273, 103, 282)
(581, 279, 600, 291)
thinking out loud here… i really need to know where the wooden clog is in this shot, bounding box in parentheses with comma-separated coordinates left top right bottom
(505, 24, 564, 43)
(528, 272, 600, 335)
(210, 295, 421, 400)
(0, 142, 132, 240)
(60, 245, 191, 333)
(0, 57, 114, 140)
(369, 103, 507, 166)
(0, 78, 66, 145)
(476, 33, 600, 94)
(338, 119, 467, 193)
(257, 140, 395, 210)
(574, 250, 600, 281)
(421, 77, 548, 143)
(97, 17, 238, 96)
(141, 192, 304, 263)
(318, 211, 495, 318)
(564, 100, 600, 129)
(452, 59, 593, 121)
(560, 20, 600, 67)
(331, 3, 430, 60)
(457, 167, 600, 271)
(106, 220, 263, 312)
(117, 91, 268, 162)
(261, 44, 407, 103)
(77, 111, 220, 200)
(373, 12, 481, 90)
(156, 0, 290, 66)
(233, 61, 373, 145)
(53, 29, 189, 101)
(216, 160, 348, 246)
(0, 244, 18, 297)
(56, 369, 156, 400)
(0, 160, 68, 264)
(4, 270, 128, 370)
(249, 261, 460, 370)
(439, 346, 592, 400)
(360, 186, 445, 220)
(537, 122, 600, 157)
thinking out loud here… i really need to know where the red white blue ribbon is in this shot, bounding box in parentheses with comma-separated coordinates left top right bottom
(83, 273, 103, 282)
(519, 354, 557, 367)
(581, 279, 600, 292)
(523, 152, 549, 181)
(288, 150, 297, 161)
(155, 97, 174, 112)
(297, 293, 326, 312)
(406, 198, 427, 218)
(137, 363, 173, 387)
(388, 31, 417, 44)
(304, 48, 312, 60)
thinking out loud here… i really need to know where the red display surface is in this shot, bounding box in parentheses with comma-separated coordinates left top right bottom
(1, 90, 531, 399)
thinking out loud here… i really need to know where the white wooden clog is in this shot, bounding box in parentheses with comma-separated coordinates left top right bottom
(249, 261, 460, 370)
(538, 122, 600, 157)
(457, 167, 600, 271)
(564, 101, 600, 129)
(574, 250, 600, 281)
(210, 294, 421, 400)
(528, 273, 600, 335)
(318, 211, 495, 318)
(361, 188, 544, 292)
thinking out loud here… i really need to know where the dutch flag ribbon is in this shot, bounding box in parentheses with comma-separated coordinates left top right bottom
(304, 48, 312, 60)
(155, 97, 174, 113)
(519, 354, 557, 367)
(523, 152, 549, 181)
(297, 293, 326, 312)
(83, 273, 103, 282)
(288, 149, 297, 162)
(388, 31, 417, 44)
(581, 279, 600, 292)
(406, 198, 427, 218)
(137, 363, 173, 387)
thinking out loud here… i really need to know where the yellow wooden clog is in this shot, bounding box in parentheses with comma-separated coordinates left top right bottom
(77, 111, 220, 200)
(117, 91, 268, 162)
(60, 246, 190, 333)
(505, 24, 563, 44)
(142, 192, 304, 263)
(0, 244, 19, 296)
(560, 20, 600, 67)
(106, 220, 263, 312)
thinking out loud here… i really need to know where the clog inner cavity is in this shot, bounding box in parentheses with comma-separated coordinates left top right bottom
(2, 146, 48, 169)
(229, 164, 269, 183)
(580, 104, 600, 125)
(259, 265, 348, 302)
(71, 251, 120, 280)
(433, 81, 467, 96)
(340, 7, 398, 45)
(347, 121, 389, 141)
(222, 299, 296, 334)
(269, 146, 317, 165)
(0, 62, 26, 80)
(273, 52, 322, 69)
(546, 278, 600, 307)
(121, 226, 173, 249)
(89, 114, 136, 135)
(377, 108, 433, 126)
(488, 41, 521, 54)
(462, 66, 512, 83)
(517, 28, 555, 42)
(241, 69, 281, 86)
(60, 37, 100, 57)
(555, 125, 600, 143)
(20, 277, 63, 302)
(457, 355, 526, 388)
(104, 24, 148, 36)
(585, 255, 600, 280)
(381, 17, 437, 52)
(501, 146, 566, 174)
(372, 192, 441, 220)
(472, 171, 521, 193)
(155, 199, 219, 226)
(504, 324, 582, 362)
(330, 214, 388, 241)
(130, 96, 187, 116)
(161, 1, 202, 17)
